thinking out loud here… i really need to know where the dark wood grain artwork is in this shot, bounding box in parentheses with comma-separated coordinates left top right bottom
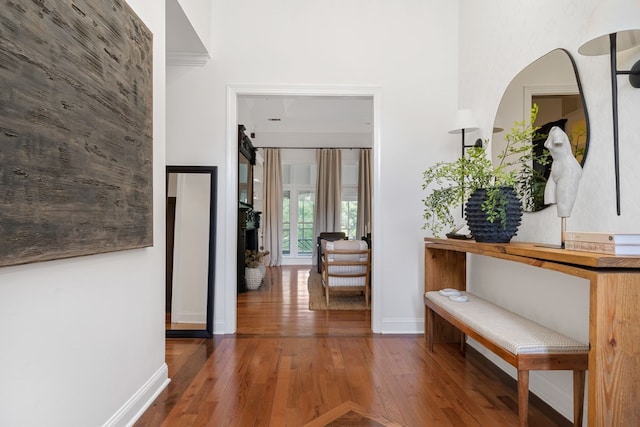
(0, 0, 153, 267)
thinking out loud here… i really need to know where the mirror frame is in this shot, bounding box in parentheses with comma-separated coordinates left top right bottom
(525, 48, 590, 168)
(166, 165, 217, 338)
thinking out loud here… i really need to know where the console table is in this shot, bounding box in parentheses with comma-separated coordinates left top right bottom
(424, 238, 640, 426)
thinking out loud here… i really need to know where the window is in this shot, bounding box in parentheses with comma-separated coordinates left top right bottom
(341, 197, 358, 240)
(280, 149, 362, 260)
(297, 192, 315, 254)
(282, 157, 316, 259)
(282, 190, 290, 255)
(341, 161, 358, 240)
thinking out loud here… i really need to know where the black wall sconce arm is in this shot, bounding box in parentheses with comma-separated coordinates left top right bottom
(578, 1, 640, 216)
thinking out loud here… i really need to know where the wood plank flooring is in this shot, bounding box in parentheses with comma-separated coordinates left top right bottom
(135, 266, 569, 427)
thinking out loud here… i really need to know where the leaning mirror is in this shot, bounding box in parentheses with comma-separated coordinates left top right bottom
(166, 166, 217, 338)
(493, 48, 589, 212)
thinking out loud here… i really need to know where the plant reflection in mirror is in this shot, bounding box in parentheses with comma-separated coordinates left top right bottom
(422, 105, 549, 237)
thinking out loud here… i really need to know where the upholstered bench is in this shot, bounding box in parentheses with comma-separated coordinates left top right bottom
(424, 291, 588, 427)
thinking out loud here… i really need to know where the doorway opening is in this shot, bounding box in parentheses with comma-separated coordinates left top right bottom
(225, 86, 381, 334)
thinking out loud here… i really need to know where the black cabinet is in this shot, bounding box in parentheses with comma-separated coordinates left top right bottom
(237, 125, 259, 293)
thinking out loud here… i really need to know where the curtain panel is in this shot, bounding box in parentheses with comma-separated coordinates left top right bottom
(357, 148, 372, 240)
(313, 149, 342, 262)
(263, 148, 283, 266)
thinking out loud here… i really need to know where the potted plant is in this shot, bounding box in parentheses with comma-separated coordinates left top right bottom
(244, 249, 269, 290)
(422, 105, 547, 242)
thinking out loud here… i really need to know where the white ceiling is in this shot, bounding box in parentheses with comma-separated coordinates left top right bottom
(237, 95, 374, 148)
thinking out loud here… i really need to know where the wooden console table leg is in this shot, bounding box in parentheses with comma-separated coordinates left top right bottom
(589, 272, 640, 426)
(424, 247, 466, 345)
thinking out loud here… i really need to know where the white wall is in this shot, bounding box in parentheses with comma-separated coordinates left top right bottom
(167, 0, 460, 334)
(0, 1, 167, 426)
(459, 0, 640, 421)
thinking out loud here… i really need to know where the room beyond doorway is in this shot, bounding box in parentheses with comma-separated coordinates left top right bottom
(225, 85, 382, 334)
(237, 94, 374, 265)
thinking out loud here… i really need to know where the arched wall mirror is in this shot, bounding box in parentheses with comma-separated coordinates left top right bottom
(493, 48, 590, 212)
(166, 166, 217, 338)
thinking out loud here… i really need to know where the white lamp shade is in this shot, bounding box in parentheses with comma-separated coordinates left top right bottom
(448, 109, 479, 134)
(579, 0, 640, 55)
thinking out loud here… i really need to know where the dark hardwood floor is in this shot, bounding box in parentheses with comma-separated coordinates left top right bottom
(135, 266, 569, 426)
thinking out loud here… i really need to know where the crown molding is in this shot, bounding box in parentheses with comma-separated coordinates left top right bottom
(166, 51, 211, 67)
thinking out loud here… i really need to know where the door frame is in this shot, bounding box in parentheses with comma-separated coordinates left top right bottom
(224, 85, 382, 333)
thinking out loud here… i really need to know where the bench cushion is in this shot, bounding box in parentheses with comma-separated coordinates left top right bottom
(425, 291, 588, 355)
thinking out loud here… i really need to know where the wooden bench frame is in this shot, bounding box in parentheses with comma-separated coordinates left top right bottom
(424, 294, 588, 427)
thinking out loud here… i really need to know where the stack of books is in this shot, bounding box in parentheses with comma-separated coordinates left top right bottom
(565, 231, 640, 255)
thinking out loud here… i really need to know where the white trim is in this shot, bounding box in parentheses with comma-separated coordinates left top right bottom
(379, 318, 423, 334)
(214, 319, 226, 333)
(102, 363, 170, 427)
(166, 52, 211, 67)
(370, 90, 382, 333)
(225, 89, 239, 334)
(225, 85, 383, 334)
(523, 84, 579, 119)
(281, 256, 313, 266)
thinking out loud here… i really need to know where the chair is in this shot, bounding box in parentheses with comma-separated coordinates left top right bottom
(321, 240, 371, 308)
(316, 232, 347, 273)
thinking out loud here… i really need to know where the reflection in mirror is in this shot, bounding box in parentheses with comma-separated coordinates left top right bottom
(238, 155, 252, 205)
(166, 166, 217, 338)
(493, 48, 589, 212)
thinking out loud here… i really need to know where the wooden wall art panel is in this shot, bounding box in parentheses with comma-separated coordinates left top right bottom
(0, 0, 153, 267)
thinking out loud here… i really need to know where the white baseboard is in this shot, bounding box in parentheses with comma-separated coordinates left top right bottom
(281, 257, 312, 266)
(214, 320, 227, 334)
(379, 317, 422, 334)
(102, 363, 170, 427)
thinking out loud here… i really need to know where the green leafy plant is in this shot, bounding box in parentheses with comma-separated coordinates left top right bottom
(422, 105, 547, 237)
(497, 104, 551, 212)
